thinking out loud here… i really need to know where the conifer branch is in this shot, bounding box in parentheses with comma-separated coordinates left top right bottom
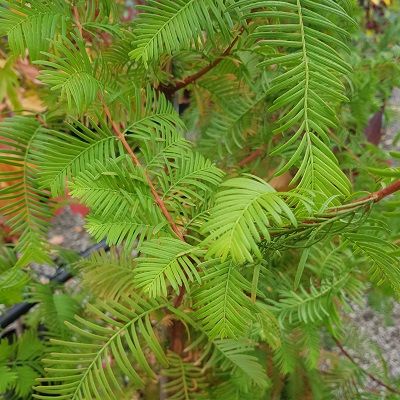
(2, 2, 398, 397)
(72, 5, 184, 242)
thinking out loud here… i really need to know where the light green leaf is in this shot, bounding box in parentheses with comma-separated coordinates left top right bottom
(203, 175, 301, 263)
(136, 237, 202, 298)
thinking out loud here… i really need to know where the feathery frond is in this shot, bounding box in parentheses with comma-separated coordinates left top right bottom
(162, 352, 208, 400)
(305, 240, 351, 279)
(69, 158, 148, 218)
(234, 0, 354, 205)
(70, 157, 167, 248)
(202, 92, 267, 155)
(203, 175, 305, 263)
(298, 323, 321, 369)
(270, 273, 361, 324)
(0, 0, 68, 60)
(35, 119, 120, 196)
(36, 36, 100, 113)
(0, 331, 44, 399)
(135, 237, 202, 298)
(272, 331, 299, 375)
(78, 0, 119, 29)
(76, 248, 136, 300)
(125, 88, 185, 138)
(325, 359, 365, 400)
(0, 266, 29, 306)
(210, 380, 265, 400)
(159, 152, 224, 217)
(127, 105, 190, 173)
(30, 284, 80, 338)
(85, 214, 167, 250)
(129, 0, 231, 65)
(0, 365, 17, 394)
(0, 247, 29, 305)
(193, 260, 254, 339)
(34, 295, 172, 399)
(0, 56, 21, 110)
(343, 227, 400, 295)
(134, 126, 192, 173)
(0, 116, 51, 266)
(254, 301, 281, 349)
(208, 339, 269, 388)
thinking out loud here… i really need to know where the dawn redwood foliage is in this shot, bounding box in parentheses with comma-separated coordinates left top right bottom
(0, 0, 400, 399)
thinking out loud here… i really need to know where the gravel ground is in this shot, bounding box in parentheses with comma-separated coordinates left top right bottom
(346, 299, 400, 384)
(30, 207, 92, 283)
(48, 207, 92, 252)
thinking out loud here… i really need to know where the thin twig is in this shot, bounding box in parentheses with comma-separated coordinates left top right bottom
(238, 144, 400, 204)
(72, 6, 83, 37)
(329, 179, 400, 213)
(324, 179, 400, 213)
(101, 95, 187, 354)
(334, 338, 400, 395)
(160, 30, 243, 97)
(101, 98, 185, 241)
(238, 145, 267, 167)
(101, 97, 187, 357)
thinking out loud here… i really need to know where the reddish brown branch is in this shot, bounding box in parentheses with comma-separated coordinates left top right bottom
(160, 32, 242, 97)
(312, 179, 400, 217)
(72, 6, 83, 37)
(101, 95, 186, 353)
(238, 145, 267, 167)
(101, 99, 185, 241)
(238, 146, 400, 205)
(367, 179, 400, 203)
(170, 320, 185, 354)
(334, 338, 400, 395)
(101, 99, 187, 353)
(174, 285, 186, 308)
